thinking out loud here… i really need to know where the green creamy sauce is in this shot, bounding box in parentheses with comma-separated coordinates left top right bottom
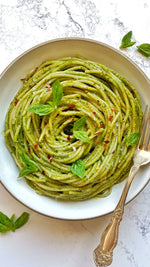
(5, 57, 142, 201)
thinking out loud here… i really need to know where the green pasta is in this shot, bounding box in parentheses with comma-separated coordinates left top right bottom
(5, 57, 142, 201)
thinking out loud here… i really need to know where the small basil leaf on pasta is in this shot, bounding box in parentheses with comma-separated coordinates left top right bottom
(28, 103, 55, 116)
(71, 159, 85, 179)
(21, 151, 38, 169)
(137, 43, 150, 57)
(14, 212, 29, 230)
(19, 152, 38, 177)
(73, 130, 91, 143)
(52, 80, 63, 107)
(73, 115, 87, 131)
(120, 31, 136, 48)
(125, 133, 140, 146)
(19, 166, 38, 177)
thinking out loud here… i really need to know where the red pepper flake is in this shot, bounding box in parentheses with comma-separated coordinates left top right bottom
(104, 143, 107, 147)
(34, 144, 38, 149)
(14, 98, 18, 106)
(89, 107, 92, 111)
(97, 141, 100, 144)
(47, 154, 51, 159)
(67, 135, 71, 141)
(50, 159, 53, 163)
(42, 171, 45, 175)
(112, 150, 115, 154)
(27, 149, 30, 154)
(35, 67, 38, 71)
(37, 150, 40, 153)
(29, 85, 32, 88)
(100, 122, 104, 128)
(131, 90, 135, 95)
(47, 88, 51, 92)
(21, 77, 26, 82)
(68, 103, 75, 110)
(86, 102, 89, 105)
(95, 131, 101, 135)
(72, 118, 75, 122)
(62, 106, 65, 109)
(97, 99, 100, 103)
(93, 111, 96, 115)
(44, 122, 48, 125)
(111, 108, 114, 112)
(104, 140, 110, 144)
(109, 115, 113, 121)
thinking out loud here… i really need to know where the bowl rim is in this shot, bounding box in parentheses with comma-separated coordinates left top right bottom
(0, 37, 150, 220)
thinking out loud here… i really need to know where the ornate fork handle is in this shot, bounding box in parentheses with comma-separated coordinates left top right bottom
(93, 164, 140, 267)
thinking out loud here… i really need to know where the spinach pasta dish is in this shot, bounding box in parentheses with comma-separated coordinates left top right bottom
(5, 57, 142, 201)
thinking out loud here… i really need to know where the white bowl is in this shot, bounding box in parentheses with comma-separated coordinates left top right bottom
(0, 38, 150, 220)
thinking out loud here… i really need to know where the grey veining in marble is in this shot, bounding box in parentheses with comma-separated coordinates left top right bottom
(0, 0, 150, 267)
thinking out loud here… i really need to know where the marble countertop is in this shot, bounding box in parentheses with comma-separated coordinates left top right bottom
(0, 0, 150, 266)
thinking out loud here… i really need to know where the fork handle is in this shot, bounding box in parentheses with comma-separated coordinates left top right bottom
(93, 165, 140, 267)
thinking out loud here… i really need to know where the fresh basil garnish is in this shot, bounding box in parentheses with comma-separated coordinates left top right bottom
(137, 43, 150, 57)
(125, 132, 140, 146)
(0, 211, 29, 233)
(72, 115, 91, 143)
(71, 159, 85, 179)
(14, 212, 30, 230)
(73, 115, 87, 131)
(73, 131, 91, 143)
(28, 80, 63, 116)
(28, 103, 55, 116)
(120, 31, 136, 48)
(19, 151, 38, 177)
(52, 80, 63, 107)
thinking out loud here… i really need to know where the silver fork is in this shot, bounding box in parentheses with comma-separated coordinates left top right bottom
(93, 105, 150, 267)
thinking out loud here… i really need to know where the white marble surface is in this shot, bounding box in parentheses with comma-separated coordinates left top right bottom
(0, 0, 150, 266)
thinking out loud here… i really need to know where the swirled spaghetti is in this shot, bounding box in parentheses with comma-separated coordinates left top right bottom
(5, 57, 142, 201)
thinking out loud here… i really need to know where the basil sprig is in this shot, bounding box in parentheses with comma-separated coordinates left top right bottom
(0, 211, 29, 233)
(120, 31, 136, 48)
(73, 115, 91, 143)
(71, 159, 85, 179)
(73, 131, 91, 143)
(137, 43, 150, 57)
(125, 132, 140, 146)
(19, 151, 38, 177)
(28, 80, 63, 116)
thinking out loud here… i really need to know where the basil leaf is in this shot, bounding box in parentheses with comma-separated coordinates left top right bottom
(52, 80, 63, 107)
(73, 130, 91, 143)
(125, 132, 140, 146)
(71, 159, 85, 179)
(0, 223, 9, 233)
(19, 151, 38, 177)
(18, 166, 38, 177)
(0, 212, 30, 233)
(73, 115, 88, 131)
(21, 151, 38, 169)
(137, 43, 150, 57)
(120, 31, 136, 48)
(28, 102, 55, 116)
(14, 212, 29, 230)
(0, 211, 12, 231)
